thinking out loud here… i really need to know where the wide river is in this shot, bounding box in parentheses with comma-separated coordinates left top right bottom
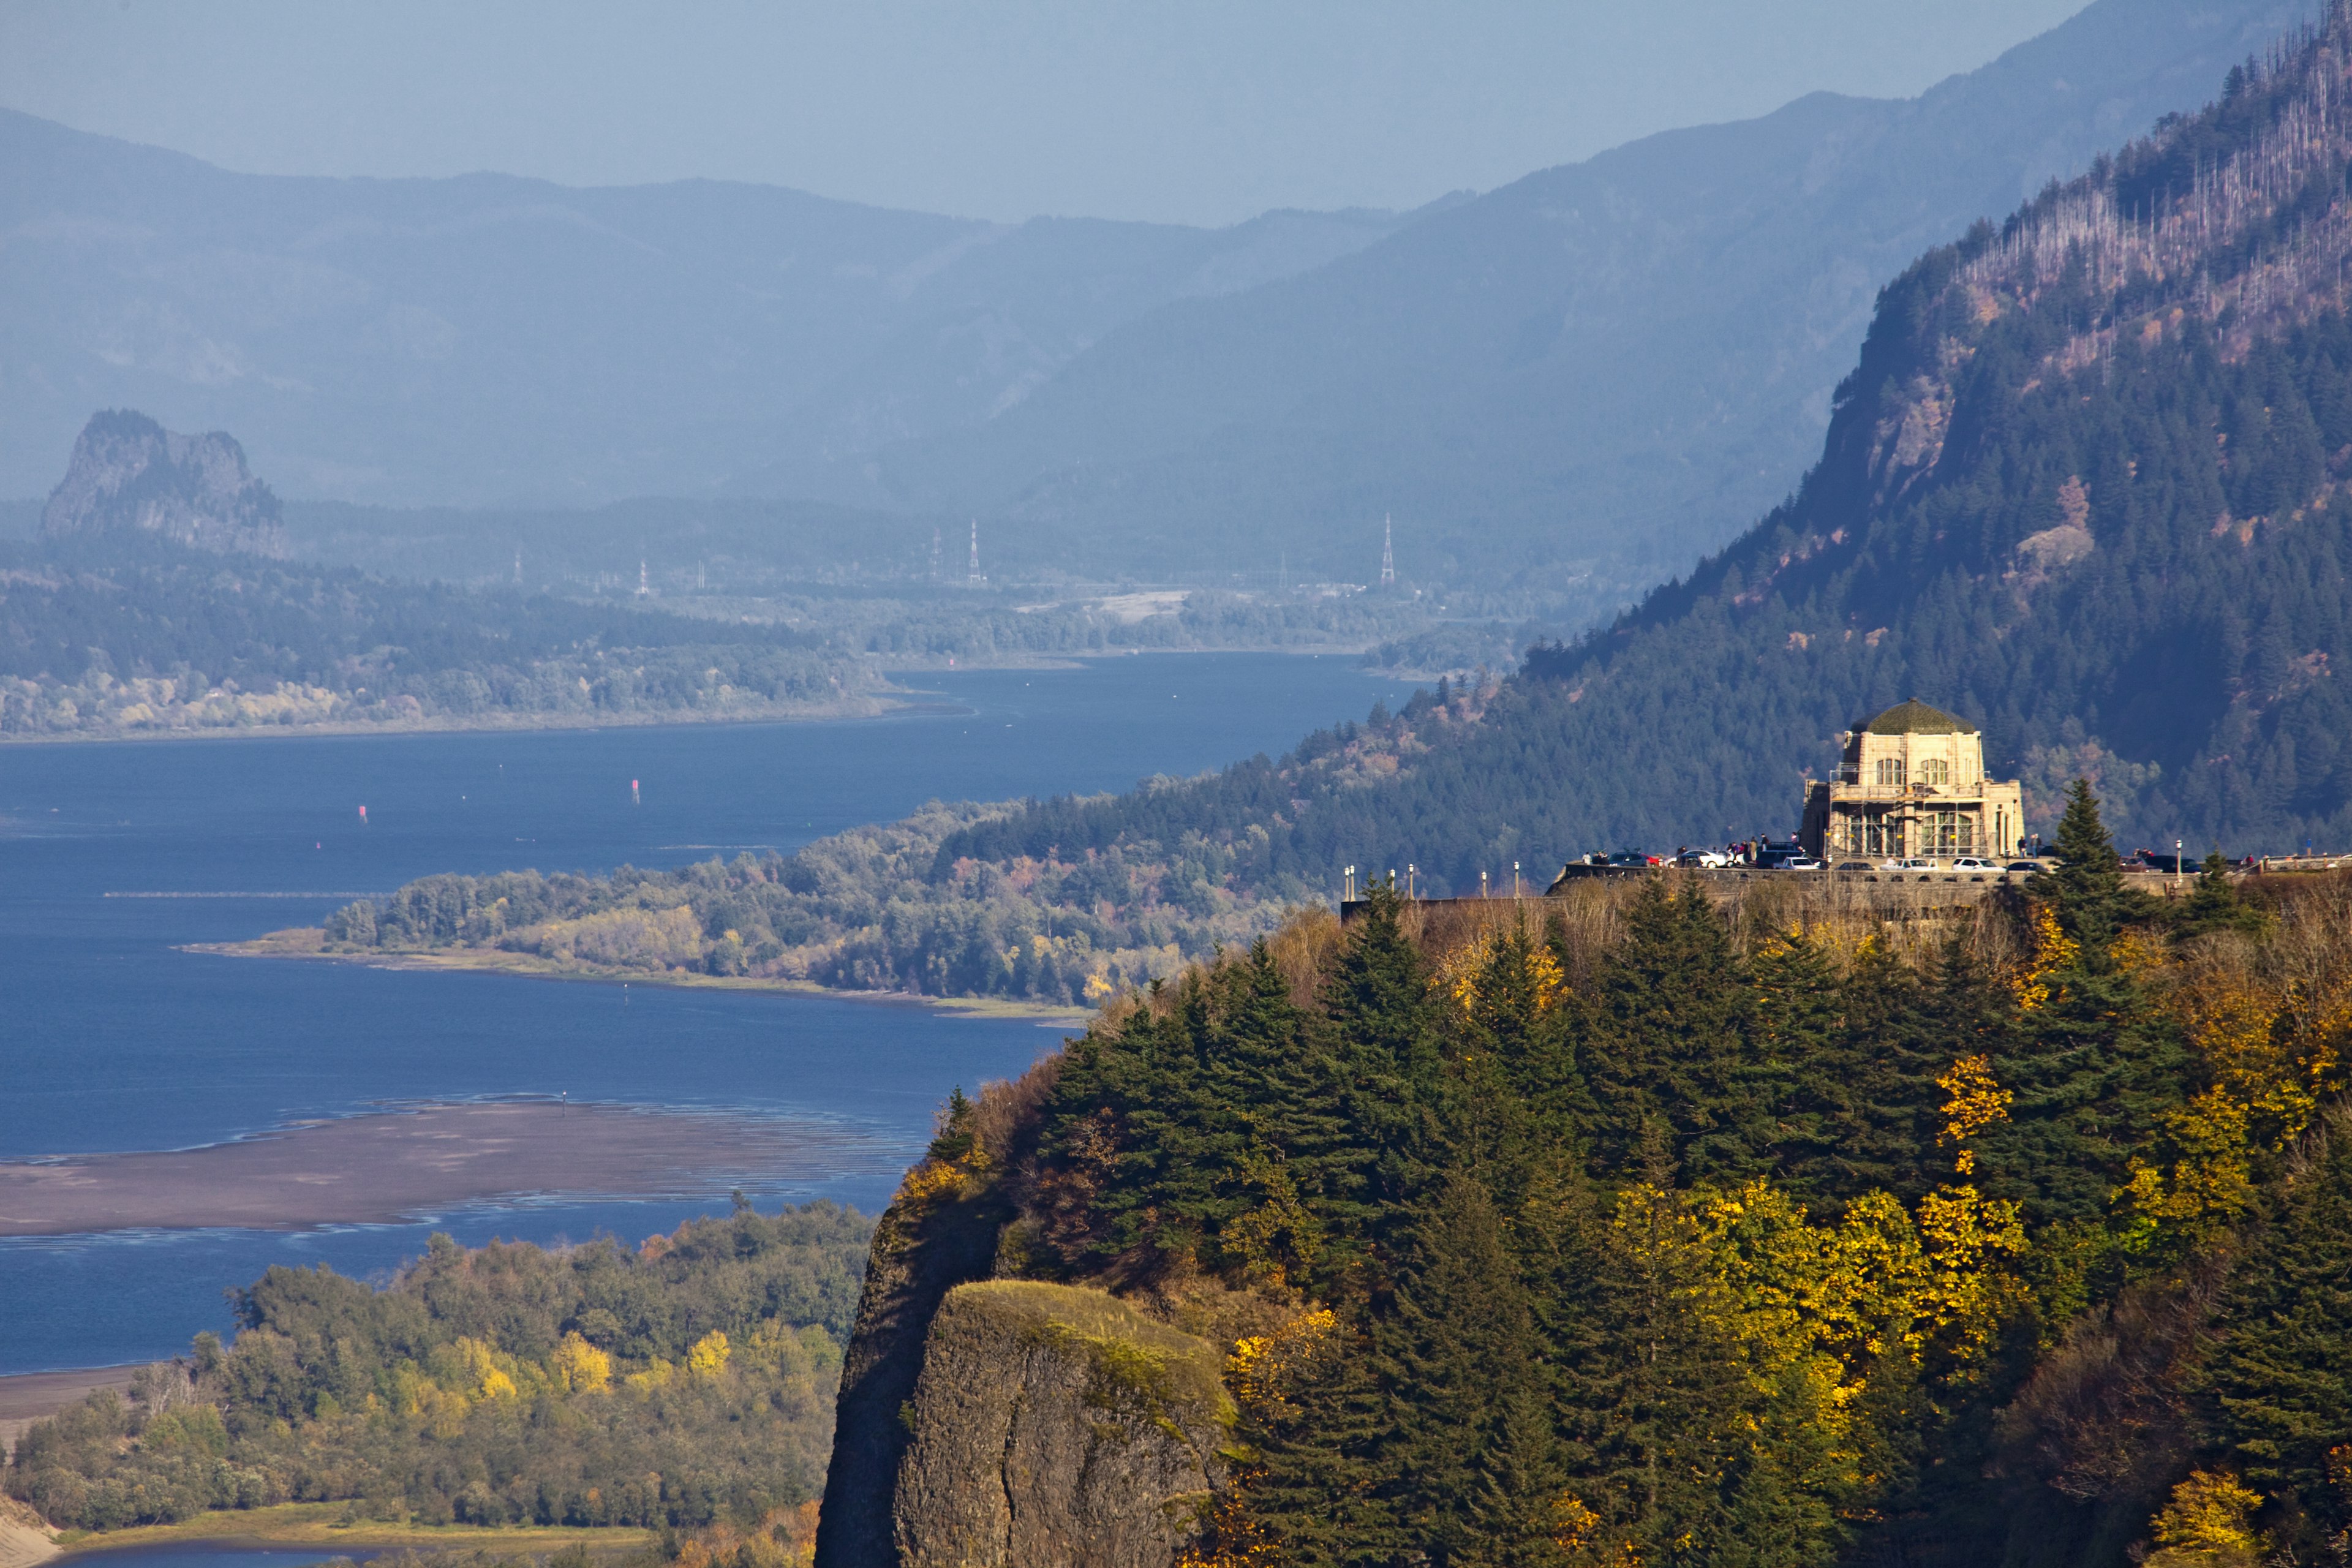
(0, 653, 1412, 1375)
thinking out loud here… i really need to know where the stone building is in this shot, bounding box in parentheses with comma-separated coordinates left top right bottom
(1799, 699, 2026, 861)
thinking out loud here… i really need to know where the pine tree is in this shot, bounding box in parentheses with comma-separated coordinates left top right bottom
(1317, 883, 1446, 1273)
(2046, 779, 2156, 952)
(2173, 850, 2271, 942)
(1212, 1294, 1395, 1568)
(1555, 1170, 1752, 1568)
(1749, 927, 1850, 1208)
(2201, 1119, 2352, 1553)
(1773, 934, 1954, 1214)
(1581, 878, 1772, 1186)
(1368, 1170, 1566, 1566)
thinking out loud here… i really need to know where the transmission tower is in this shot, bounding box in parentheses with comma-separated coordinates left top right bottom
(929, 527, 941, 583)
(1380, 514, 1395, 586)
(967, 519, 982, 585)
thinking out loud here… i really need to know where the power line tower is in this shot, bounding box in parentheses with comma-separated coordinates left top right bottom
(638, 558, 649, 597)
(967, 519, 982, 585)
(1380, 514, 1395, 586)
(929, 527, 941, 583)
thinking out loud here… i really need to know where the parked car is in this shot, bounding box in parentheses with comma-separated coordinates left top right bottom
(1950, 856, 1997, 871)
(1894, 858, 1940, 871)
(1782, 857, 1826, 870)
(2005, 860, 2045, 874)
(1832, 860, 1877, 872)
(1673, 850, 1733, 869)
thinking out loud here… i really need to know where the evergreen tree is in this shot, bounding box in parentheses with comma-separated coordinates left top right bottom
(2045, 780, 2156, 953)
(1368, 1171, 1566, 1566)
(2201, 1120, 2352, 1555)
(1556, 1170, 1752, 1568)
(1214, 1295, 1395, 1568)
(1581, 878, 1773, 1186)
(1749, 927, 1851, 1209)
(1317, 884, 1446, 1272)
(2173, 850, 2271, 942)
(1776, 934, 1952, 1214)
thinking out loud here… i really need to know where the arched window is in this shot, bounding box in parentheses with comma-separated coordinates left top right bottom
(1875, 757, 1905, 787)
(1921, 757, 1950, 785)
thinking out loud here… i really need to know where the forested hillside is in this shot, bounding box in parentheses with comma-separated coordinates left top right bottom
(0, 532, 884, 736)
(823, 798, 2352, 1567)
(5, 1204, 868, 1534)
(301, 8, 2352, 1001)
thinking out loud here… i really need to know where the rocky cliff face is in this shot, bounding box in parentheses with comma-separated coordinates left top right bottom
(42, 410, 287, 557)
(814, 1148, 1234, 1568)
(891, 1283, 1226, 1568)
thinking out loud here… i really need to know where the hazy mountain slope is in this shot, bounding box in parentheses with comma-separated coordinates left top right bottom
(0, 110, 1406, 507)
(840, 0, 2307, 600)
(896, 7, 2352, 893)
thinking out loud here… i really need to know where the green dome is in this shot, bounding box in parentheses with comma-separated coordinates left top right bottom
(1865, 698, 1976, 736)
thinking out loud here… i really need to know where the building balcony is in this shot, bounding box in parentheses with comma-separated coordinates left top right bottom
(1817, 778, 1991, 804)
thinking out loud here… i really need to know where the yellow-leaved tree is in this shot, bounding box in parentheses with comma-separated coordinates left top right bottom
(549, 1330, 612, 1394)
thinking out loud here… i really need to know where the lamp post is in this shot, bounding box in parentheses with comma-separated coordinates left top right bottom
(1513, 861, 1521, 897)
(1481, 870, 1489, 899)
(2176, 838, 2184, 892)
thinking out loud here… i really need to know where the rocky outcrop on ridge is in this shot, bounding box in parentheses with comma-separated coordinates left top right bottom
(891, 1283, 1227, 1568)
(42, 410, 287, 557)
(814, 1131, 1235, 1568)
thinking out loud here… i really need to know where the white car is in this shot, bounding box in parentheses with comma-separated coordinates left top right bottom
(1950, 856, 1997, 871)
(1893, 858, 1940, 870)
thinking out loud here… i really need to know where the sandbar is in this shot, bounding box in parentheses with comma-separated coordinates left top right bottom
(0, 1102, 882, 1238)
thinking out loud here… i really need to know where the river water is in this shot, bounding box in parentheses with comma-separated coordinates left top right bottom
(0, 654, 1410, 1374)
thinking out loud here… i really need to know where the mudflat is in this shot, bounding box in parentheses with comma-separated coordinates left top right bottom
(0, 1102, 880, 1237)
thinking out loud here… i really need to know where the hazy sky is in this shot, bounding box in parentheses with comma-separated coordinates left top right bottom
(0, 0, 2095, 227)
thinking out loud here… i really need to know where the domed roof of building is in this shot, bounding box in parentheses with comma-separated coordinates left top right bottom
(1865, 698, 1977, 736)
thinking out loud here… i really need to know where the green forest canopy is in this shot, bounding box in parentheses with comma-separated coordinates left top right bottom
(4, 1203, 870, 1534)
(848, 787, 2352, 1567)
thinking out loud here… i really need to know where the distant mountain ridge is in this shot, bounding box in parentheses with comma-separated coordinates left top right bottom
(0, 108, 1413, 511)
(823, 0, 2313, 597)
(0, 0, 2307, 606)
(42, 409, 287, 557)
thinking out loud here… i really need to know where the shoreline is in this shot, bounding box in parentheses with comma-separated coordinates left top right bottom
(195, 930, 1095, 1025)
(0, 694, 906, 748)
(0, 646, 1400, 748)
(51, 1503, 654, 1559)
